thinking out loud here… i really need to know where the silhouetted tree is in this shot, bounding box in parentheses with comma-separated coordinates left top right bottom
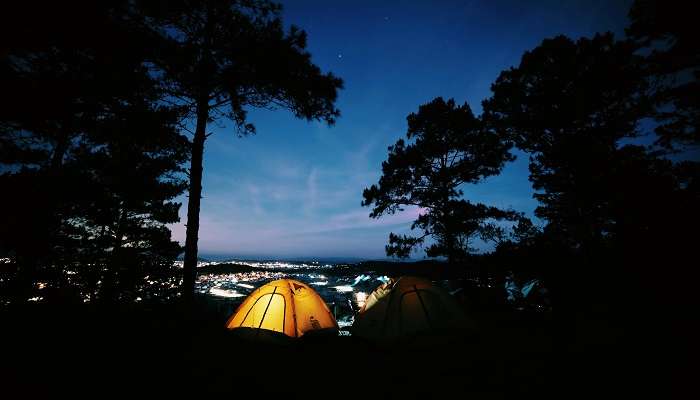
(484, 26, 700, 312)
(508, 217, 541, 247)
(479, 214, 541, 250)
(362, 97, 517, 264)
(626, 1, 699, 278)
(483, 34, 650, 254)
(140, 0, 343, 299)
(0, 1, 165, 171)
(627, 0, 700, 251)
(65, 99, 189, 303)
(627, 0, 699, 149)
(0, 1, 188, 303)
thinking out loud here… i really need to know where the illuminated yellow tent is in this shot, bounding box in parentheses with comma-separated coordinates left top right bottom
(352, 276, 471, 340)
(225, 279, 338, 339)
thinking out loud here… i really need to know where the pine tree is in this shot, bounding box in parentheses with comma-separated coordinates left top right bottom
(0, 1, 189, 303)
(140, 0, 343, 299)
(362, 97, 517, 263)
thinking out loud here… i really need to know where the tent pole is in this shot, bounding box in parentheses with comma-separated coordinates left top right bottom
(413, 285, 433, 329)
(256, 286, 277, 338)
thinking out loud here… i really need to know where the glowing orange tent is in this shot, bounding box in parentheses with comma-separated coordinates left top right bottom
(225, 279, 338, 338)
(352, 276, 471, 340)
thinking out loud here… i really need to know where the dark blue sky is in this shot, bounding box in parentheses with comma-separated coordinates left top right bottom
(171, 0, 633, 259)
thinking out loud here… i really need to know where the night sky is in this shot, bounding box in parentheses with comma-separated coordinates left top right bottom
(170, 0, 633, 260)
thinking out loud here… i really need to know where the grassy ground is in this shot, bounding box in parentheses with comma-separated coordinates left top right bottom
(2, 298, 689, 398)
(2, 301, 557, 398)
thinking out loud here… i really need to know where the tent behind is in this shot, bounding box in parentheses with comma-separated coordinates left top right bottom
(225, 279, 338, 339)
(352, 276, 471, 341)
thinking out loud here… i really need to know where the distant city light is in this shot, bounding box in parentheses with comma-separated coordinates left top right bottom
(236, 283, 254, 289)
(210, 287, 246, 298)
(178, 259, 337, 271)
(333, 285, 353, 293)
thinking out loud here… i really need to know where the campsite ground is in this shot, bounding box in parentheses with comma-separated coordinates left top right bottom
(2, 299, 688, 398)
(3, 301, 555, 397)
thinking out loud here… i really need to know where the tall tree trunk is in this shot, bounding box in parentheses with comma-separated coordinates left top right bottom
(102, 206, 127, 303)
(182, 95, 209, 301)
(442, 191, 455, 266)
(16, 124, 72, 302)
(50, 134, 70, 171)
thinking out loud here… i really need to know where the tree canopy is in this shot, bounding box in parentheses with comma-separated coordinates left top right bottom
(139, 0, 343, 299)
(483, 33, 651, 251)
(0, 1, 188, 304)
(627, 0, 699, 149)
(480, 5, 699, 308)
(362, 97, 517, 263)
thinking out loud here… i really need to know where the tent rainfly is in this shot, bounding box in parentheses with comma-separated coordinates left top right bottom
(352, 276, 471, 340)
(225, 279, 338, 339)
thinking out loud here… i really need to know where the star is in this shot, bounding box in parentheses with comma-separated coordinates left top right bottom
(384, 16, 389, 21)
(338, 54, 343, 59)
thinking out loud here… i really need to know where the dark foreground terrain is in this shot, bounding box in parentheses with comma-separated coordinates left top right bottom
(1, 299, 690, 398)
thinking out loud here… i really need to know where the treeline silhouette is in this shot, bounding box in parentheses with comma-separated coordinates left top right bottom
(1, 0, 697, 319)
(0, 0, 342, 305)
(364, 0, 698, 316)
(1, 2, 189, 304)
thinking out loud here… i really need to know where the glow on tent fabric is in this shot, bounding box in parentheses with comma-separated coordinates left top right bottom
(225, 279, 338, 338)
(352, 276, 472, 340)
